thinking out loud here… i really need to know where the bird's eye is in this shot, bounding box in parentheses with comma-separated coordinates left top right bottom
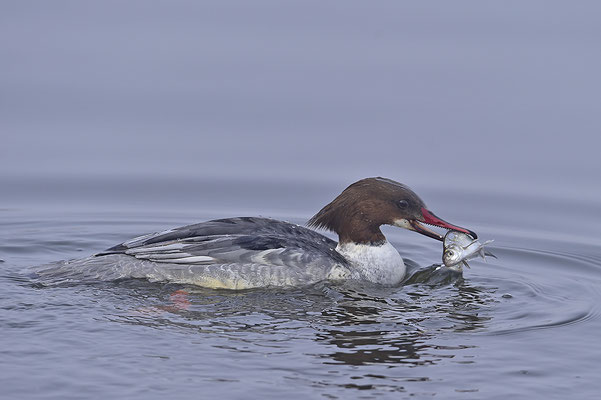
(398, 200, 409, 209)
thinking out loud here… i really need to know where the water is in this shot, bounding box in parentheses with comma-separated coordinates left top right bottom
(1, 177, 600, 399)
(2, 1, 601, 398)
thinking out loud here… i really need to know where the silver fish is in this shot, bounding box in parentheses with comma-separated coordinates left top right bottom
(442, 231, 494, 269)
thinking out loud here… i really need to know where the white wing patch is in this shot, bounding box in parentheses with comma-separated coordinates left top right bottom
(122, 241, 216, 265)
(146, 256, 215, 264)
(126, 243, 187, 254)
(250, 248, 286, 264)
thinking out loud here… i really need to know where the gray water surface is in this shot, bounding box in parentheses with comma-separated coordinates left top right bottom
(2, 177, 600, 399)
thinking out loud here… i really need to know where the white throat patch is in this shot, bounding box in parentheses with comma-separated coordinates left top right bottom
(335, 241, 406, 285)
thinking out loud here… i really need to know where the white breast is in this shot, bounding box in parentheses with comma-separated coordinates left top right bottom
(335, 241, 406, 285)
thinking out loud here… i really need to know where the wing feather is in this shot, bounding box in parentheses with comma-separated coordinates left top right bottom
(95, 217, 348, 270)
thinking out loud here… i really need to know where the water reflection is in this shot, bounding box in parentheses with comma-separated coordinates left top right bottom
(312, 275, 491, 366)
(98, 269, 494, 369)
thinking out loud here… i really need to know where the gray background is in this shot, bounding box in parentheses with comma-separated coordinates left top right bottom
(2, 1, 600, 199)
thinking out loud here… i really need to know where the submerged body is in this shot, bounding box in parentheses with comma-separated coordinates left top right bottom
(38, 178, 476, 289)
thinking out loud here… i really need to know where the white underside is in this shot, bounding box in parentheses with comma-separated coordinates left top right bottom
(335, 241, 406, 285)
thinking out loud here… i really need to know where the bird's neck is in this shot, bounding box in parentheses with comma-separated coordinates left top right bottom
(336, 241, 405, 285)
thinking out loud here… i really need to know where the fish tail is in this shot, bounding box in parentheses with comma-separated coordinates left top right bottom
(484, 251, 497, 259)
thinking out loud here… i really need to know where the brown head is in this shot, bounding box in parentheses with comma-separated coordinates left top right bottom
(308, 177, 475, 245)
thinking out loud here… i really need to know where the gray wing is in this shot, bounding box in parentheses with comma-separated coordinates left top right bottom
(96, 217, 349, 269)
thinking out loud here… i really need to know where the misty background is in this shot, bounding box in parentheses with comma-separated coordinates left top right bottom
(1, 1, 600, 202)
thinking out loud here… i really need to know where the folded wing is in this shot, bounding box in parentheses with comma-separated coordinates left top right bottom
(96, 217, 348, 270)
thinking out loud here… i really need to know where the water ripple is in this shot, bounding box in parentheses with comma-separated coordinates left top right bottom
(3, 212, 601, 399)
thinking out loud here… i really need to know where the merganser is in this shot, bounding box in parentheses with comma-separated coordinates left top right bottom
(91, 177, 475, 289)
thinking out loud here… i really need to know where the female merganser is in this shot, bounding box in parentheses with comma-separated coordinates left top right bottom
(91, 177, 475, 289)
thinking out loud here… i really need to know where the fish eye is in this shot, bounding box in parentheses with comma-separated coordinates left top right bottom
(447, 250, 454, 257)
(398, 200, 409, 210)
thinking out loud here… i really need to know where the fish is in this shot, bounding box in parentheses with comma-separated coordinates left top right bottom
(442, 230, 495, 269)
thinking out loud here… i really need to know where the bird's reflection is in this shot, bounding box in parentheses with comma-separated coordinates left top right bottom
(101, 264, 494, 368)
(312, 273, 492, 366)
